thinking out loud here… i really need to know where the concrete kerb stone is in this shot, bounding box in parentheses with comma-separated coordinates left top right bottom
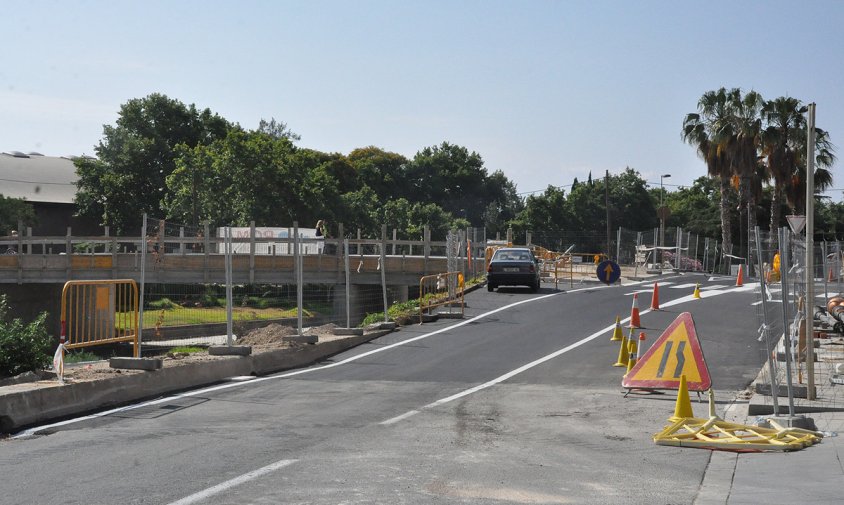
(0, 328, 395, 434)
(208, 345, 253, 356)
(109, 357, 163, 371)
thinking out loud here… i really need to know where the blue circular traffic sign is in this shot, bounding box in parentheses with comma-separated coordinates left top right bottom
(596, 260, 621, 285)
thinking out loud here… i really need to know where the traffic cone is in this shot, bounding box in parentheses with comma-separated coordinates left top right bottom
(735, 264, 744, 287)
(629, 293, 641, 328)
(625, 336, 639, 374)
(612, 328, 630, 367)
(829, 267, 835, 282)
(693, 283, 701, 299)
(670, 374, 694, 421)
(610, 316, 623, 342)
(650, 282, 660, 310)
(638, 332, 647, 358)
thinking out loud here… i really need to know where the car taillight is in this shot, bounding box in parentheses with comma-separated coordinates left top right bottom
(487, 265, 493, 273)
(529, 264, 535, 272)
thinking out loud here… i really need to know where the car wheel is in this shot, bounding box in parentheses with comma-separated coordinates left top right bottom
(487, 283, 495, 292)
(531, 281, 540, 292)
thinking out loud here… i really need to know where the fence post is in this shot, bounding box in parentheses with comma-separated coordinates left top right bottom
(693, 234, 699, 271)
(755, 226, 779, 415)
(616, 227, 621, 262)
(138, 214, 147, 356)
(675, 226, 681, 270)
(423, 225, 430, 275)
(203, 222, 210, 283)
(294, 221, 302, 336)
(381, 224, 389, 322)
(344, 239, 351, 328)
(249, 220, 256, 284)
(778, 227, 796, 415)
(652, 227, 658, 269)
(225, 226, 233, 346)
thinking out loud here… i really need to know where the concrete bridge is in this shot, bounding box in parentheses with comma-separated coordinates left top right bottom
(0, 230, 487, 331)
(0, 235, 483, 285)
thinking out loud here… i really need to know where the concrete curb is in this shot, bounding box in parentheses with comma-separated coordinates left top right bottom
(0, 328, 393, 434)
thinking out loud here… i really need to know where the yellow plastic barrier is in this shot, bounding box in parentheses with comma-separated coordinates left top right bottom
(653, 416, 822, 452)
(61, 279, 140, 357)
(419, 271, 464, 323)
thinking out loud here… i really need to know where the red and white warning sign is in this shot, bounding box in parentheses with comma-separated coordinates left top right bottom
(622, 312, 711, 391)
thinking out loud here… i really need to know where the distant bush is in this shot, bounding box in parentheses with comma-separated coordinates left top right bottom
(360, 299, 420, 327)
(0, 295, 53, 378)
(148, 297, 179, 310)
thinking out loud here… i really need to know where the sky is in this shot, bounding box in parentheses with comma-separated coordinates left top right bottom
(2, 0, 844, 201)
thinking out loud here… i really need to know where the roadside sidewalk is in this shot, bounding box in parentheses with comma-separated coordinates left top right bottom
(696, 339, 844, 505)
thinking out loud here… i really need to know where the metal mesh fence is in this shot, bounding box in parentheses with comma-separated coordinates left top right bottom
(750, 227, 844, 413)
(137, 217, 435, 353)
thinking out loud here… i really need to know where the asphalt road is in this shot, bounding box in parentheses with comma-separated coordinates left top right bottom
(0, 273, 766, 505)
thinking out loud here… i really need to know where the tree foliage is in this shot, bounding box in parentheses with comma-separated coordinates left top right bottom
(75, 93, 232, 233)
(0, 195, 36, 236)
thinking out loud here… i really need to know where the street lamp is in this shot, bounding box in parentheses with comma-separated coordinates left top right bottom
(659, 174, 671, 266)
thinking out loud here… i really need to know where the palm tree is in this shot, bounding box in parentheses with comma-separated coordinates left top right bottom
(761, 96, 806, 234)
(786, 126, 836, 213)
(682, 88, 735, 259)
(726, 89, 763, 258)
(761, 98, 836, 233)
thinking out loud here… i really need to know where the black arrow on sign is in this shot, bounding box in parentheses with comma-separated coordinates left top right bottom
(673, 341, 686, 378)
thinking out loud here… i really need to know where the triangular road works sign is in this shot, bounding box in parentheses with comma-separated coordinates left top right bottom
(622, 312, 711, 391)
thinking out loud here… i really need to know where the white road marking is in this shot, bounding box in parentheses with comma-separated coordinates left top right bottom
(166, 459, 296, 505)
(379, 283, 752, 425)
(669, 283, 698, 289)
(17, 281, 662, 438)
(701, 284, 728, 290)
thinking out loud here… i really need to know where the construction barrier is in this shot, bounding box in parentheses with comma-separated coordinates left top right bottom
(419, 271, 464, 323)
(61, 279, 140, 357)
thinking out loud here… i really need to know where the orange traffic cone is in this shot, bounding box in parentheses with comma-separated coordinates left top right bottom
(693, 283, 701, 299)
(829, 267, 835, 282)
(610, 316, 623, 341)
(650, 282, 660, 310)
(629, 293, 641, 328)
(735, 264, 744, 287)
(613, 328, 630, 367)
(638, 332, 647, 358)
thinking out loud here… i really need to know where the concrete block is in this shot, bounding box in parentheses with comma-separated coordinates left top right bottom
(282, 334, 318, 345)
(420, 314, 438, 323)
(109, 357, 163, 371)
(208, 345, 252, 356)
(757, 415, 817, 431)
(753, 381, 814, 399)
(333, 327, 364, 336)
(437, 311, 464, 319)
(377, 321, 397, 330)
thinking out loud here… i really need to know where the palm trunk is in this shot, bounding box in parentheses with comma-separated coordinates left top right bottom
(770, 185, 782, 247)
(719, 175, 732, 262)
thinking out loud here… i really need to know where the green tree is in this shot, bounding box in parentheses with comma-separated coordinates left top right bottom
(347, 146, 410, 202)
(0, 195, 36, 235)
(664, 177, 726, 239)
(404, 142, 493, 225)
(75, 93, 232, 232)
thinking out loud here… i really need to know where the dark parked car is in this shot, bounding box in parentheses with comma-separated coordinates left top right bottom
(486, 247, 541, 292)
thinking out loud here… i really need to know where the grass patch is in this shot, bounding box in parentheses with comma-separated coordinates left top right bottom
(64, 350, 101, 364)
(117, 306, 310, 329)
(360, 299, 420, 327)
(168, 346, 204, 354)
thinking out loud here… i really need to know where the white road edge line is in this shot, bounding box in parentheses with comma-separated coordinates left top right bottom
(13, 277, 671, 439)
(379, 282, 748, 425)
(165, 459, 297, 505)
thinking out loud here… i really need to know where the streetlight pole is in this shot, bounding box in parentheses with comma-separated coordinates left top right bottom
(659, 174, 671, 266)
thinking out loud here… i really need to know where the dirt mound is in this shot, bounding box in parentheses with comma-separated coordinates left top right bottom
(238, 323, 297, 345)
